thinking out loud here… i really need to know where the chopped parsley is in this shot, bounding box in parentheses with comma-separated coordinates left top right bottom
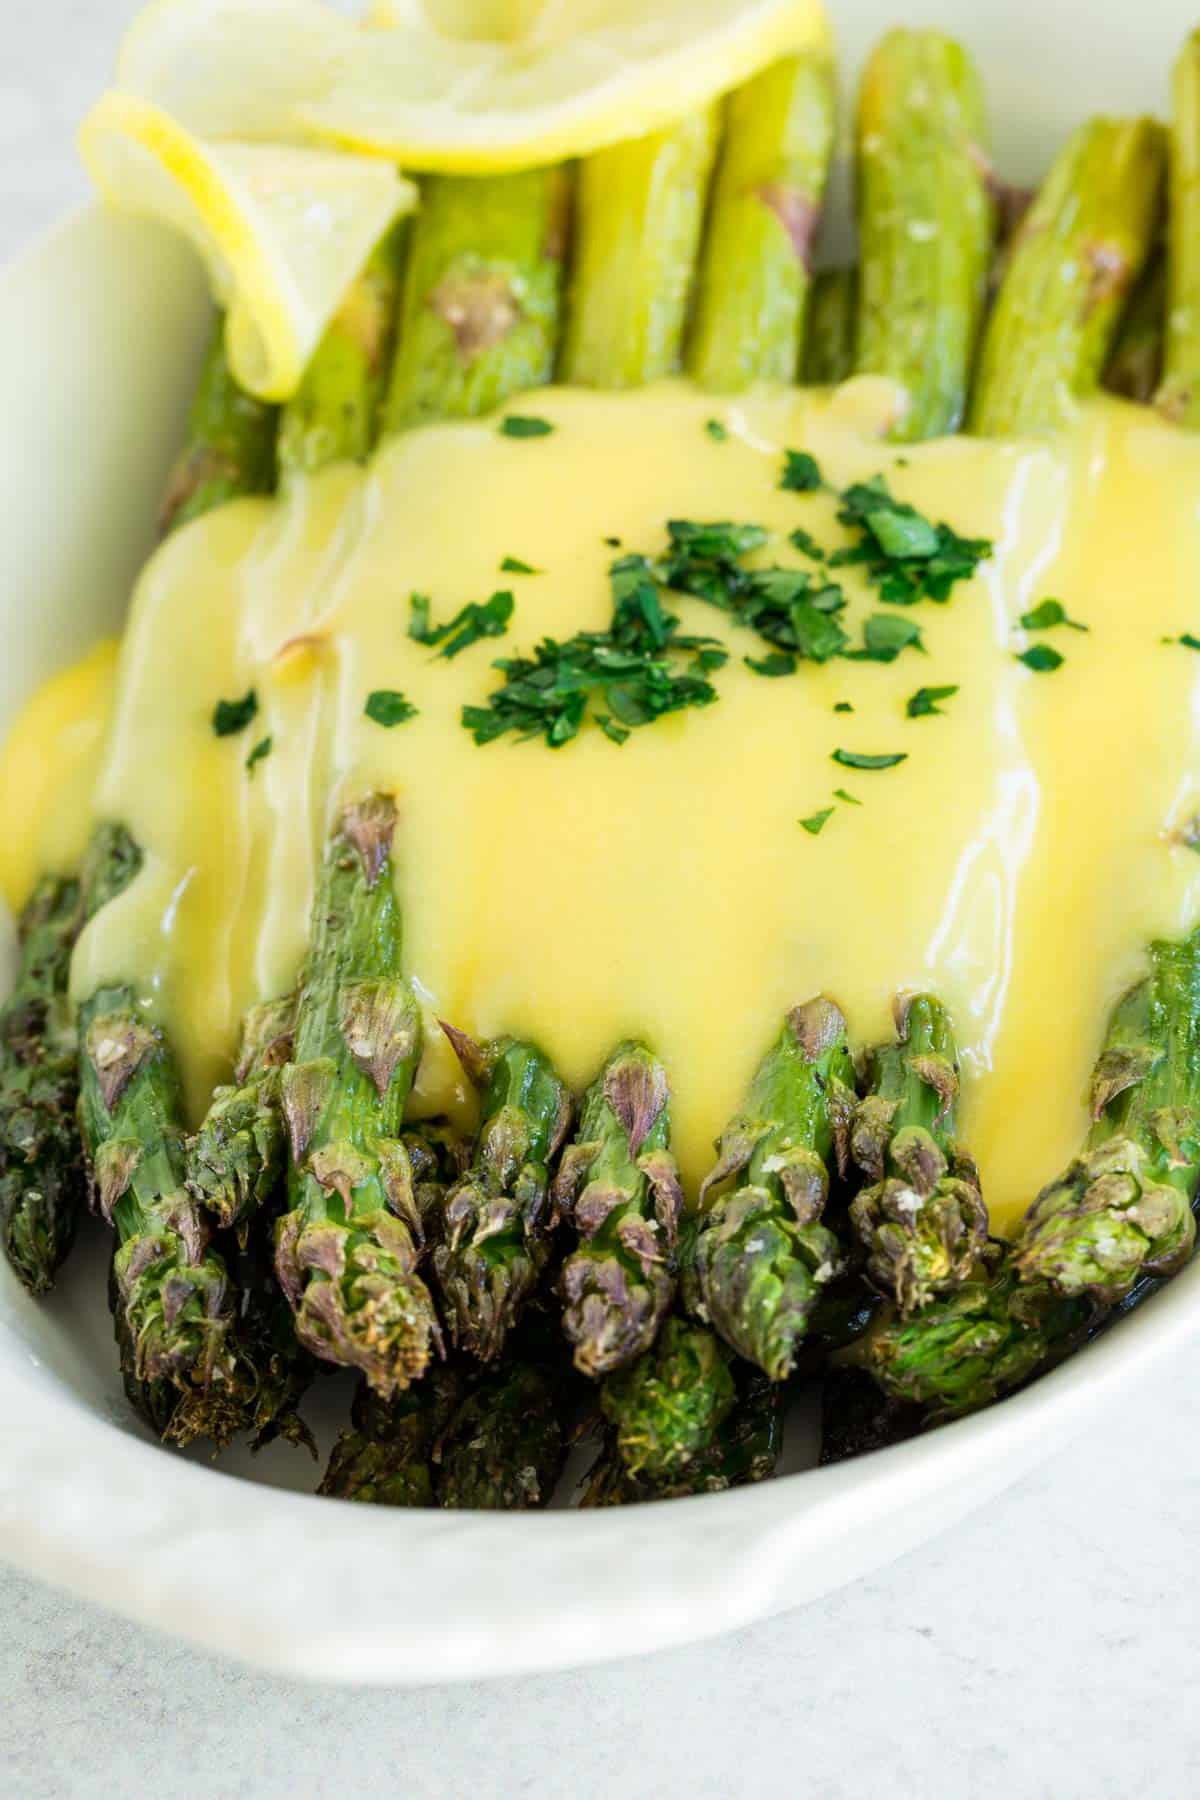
(846, 614, 924, 664)
(365, 689, 418, 728)
(745, 652, 797, 677)
(835, 476, 991, 605)
(500, 414, 553, 438)
(1019, 598, 1087, 632)
(799, 806, 834, 836)
(462, 553, 723, 749)
(907, 683, 959, 718)
(1016, 645, 1064, 673)
(833, 701, 854, 713)
(705, 419, 729, 442)
(1172, 633, 1200, 651)
(212, 689, 258, 737)
(410, 589, 514, 660)
(245, 735, 272, 774)
(789, 527, 826, 562)
(500, 555, 539, 575)
(832, 747, 908, 771)
(833, 788, 861, 805)
(781, 449, 823, 493)
(659, 520, 849, 666)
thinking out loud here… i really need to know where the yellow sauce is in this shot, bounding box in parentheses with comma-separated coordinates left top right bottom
(9, 378, 1200, 1233)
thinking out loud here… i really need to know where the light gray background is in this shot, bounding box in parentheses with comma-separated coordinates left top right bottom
(3, 6, 1199, 1797)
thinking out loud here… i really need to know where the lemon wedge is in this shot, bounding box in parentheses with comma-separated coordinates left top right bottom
(79, 91, 416, 401)
(115, 0, 831, 173)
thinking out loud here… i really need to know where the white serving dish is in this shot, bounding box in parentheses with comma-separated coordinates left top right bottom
(2, 0, 1198, 1685)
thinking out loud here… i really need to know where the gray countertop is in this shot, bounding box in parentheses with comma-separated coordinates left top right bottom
(3, 7, 1200, 1795)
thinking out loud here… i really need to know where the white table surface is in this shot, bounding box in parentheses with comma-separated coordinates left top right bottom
(4, 7, 1200, 1796)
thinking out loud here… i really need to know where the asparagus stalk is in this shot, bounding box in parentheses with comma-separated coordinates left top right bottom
(276, 222, 406, 476)
(0, 877, 84, 1293)
(970, 118, 1165, 436)
(436, 1355, 567, 1510)
(597, 1316, 737, 1487)
(553, 1041, 683, 1377)
(848, 994, 989, 1314)
(802, 266, 858, 385)
(383, 168, 568, 433)
(1157, 32, 1200, 426)
(692, 998, 856, 1380)
(585, 1350, 781, 1504)
(854, 29, 994, 440)
(185, 996, 294, 1240)
(1105, 250, 1165, 403)
(687, 53, 836, 390)
(432, 1027, 572, 1362)
(274, 793, 440, 1396)
(158, 315, 277, 535)
(1013, 929, 1200, 1301)
(561, 110, 719, 387)
(319, 1368, 465, 1506)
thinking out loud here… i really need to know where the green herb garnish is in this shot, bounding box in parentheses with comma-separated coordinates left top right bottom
(212, 690, 258, 737)
(245, 735, 272, 773)
(1174, 633, 1200, 651)
(500, 414, 553, 438)
(789, 527, 826, 562)
(1016, 645, 1064, 673)
(365, 690, 418, 728)
(831, 748, 908, 771)
(705, 419, 728, 442)
(500, 555, 539, 575)
(410, 589, 514, 659)
(781, 450, 823, 492)
(1020, 598, 1087, 632)
(836, 475, 992, 605)
(906, 684, 959, 717)
(799, 807, 834, 836)
(833, 701, 854, 713)
(846, 614, 924, 664)
(833, 788, 861, 805)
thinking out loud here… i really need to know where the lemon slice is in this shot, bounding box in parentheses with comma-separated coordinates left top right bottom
(79, 91, 416, 401)
(115, 0, 831, 173)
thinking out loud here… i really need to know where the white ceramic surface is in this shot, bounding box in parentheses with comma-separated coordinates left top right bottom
(2, 0, 1199, 1685)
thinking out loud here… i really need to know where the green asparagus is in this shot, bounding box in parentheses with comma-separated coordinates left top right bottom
(692, 998, 856, 1380)
(384, 168, 568, 432)
(1014, 928, 1200, 1301)
(854, 29, 995, 439)
(687, 53, 836, 390)
(0, 876, 84, 1293)
(970, 117, 1164, 436)
(586, 1355, 782, 1503)
(561, 110, 719, 387)
(554, 1041, 682, 1377)
(274, 793, 440, 1396)
(319, 1368, 464, 1506)
(437, 1355, 566, 1510)
(277, 223, 406, 475)
(433, 1028, 572, 1361)
(1157, 32, 1200, 425)
(802, 266, 858, 385)
(158, 315, 277, 535)
(849, 994, 989, 1314)
(598, 1316, 737, 1486)
(185, 996, 294, 1240)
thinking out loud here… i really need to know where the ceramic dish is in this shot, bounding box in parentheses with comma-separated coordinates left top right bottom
(2, 0, 1198, 1683)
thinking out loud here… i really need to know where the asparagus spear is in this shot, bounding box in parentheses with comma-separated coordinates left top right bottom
(432, 1027, 572, 1362)
(692, 998, 856, 1380)
(1013, 929, 1200, 1301)
(0, 876, 84, 1293)
(319, 1368, 465, 1506)
(848, 994, 989, 1314)
(687, 53, 836, 391)
(185, 996, 294, 1241)
(561, 110, 719, 387)
(818, 1363, 923, 1465)
(277, 222, 406, 476)
(802, 266, 858, 385)
(1157, 32, 1200, 426)
(553, 1041, 683, 1377)
(585, 1354, 782, 1504)
(854, 29, 994, 440)
(158, 315, 277, 535)
(1105, 250, 1165, 403)
(274, 793, 441, 1396)
(384, 168, 568, 433)
(597, 1316, 737, 1486)
(437, 1355, 566, 1510)
(970, 118, 1164, 437)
